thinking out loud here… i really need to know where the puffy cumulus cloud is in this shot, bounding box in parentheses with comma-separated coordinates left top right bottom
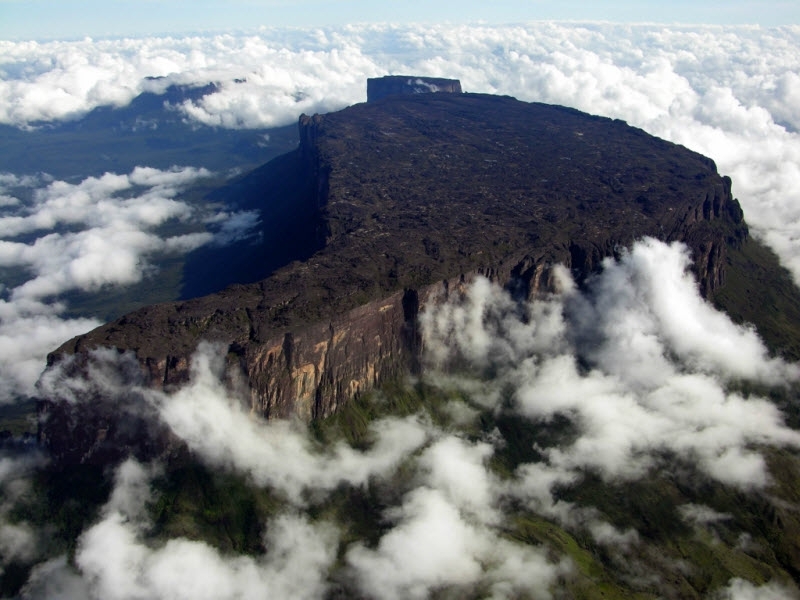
(568, 238, 796, 385)
(0, 298, 100, 403)
(22, 348, 568, 599)
(174, 42, 379, 129)
(0, 36, 205, 125)
(420, 273, 570, 372)
(148, 342, 431, 505)
(0, 453, 48, 575)
(20, 556, 91, 600)
(420, 239, 800, 500)
(23, 458, 339, 600)
(0, 166, 262, 403)
(346, 435, 566, 600)
(27, 343, 570, 598)
(347, 487, 564, 600)
(0, 166, 214, 301)
(415, 436, 498, 523)
(6, 24, 800, 282)
(0, 33, 379, 129)
(21, 258, 799, 597)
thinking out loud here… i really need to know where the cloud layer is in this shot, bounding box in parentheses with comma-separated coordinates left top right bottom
(2, 23, 799, 403)
(3, 23, 800, 599)
(24, 345, 564, 599)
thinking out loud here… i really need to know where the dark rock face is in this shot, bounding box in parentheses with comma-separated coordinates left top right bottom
(40, 92, 748, 463)
(367, 76, 462, 102)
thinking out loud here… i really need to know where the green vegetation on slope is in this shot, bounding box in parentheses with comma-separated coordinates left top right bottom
(713, 237, 800, 362)
(4, 371, 800, 598)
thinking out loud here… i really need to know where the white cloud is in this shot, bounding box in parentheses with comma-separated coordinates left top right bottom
(347, 486, 563, 600)
(678, 503, 731, 526)
(207, 210, 261, 246)
(0, 165, 267, 402)
(46, 458, 340, 600)
(19, 240, 800, 596)
(420, 239, 800, 498)
(0, 297, 100, 402)
(713, 577, 800, 600)
(148, 342, 431, 505)
(416, 436, 498, 523)
(4, 23, 800, 598)
(0, 453, 47, 575)
(568, 238, 796, 385)
(346, 438, 566, 600)
(21, 556, 92, 600)
(28, 344, 569, 599)
(0, 166, 214, 301)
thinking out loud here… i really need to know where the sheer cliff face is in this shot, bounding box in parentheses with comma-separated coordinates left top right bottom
(42, 93, 747, 461)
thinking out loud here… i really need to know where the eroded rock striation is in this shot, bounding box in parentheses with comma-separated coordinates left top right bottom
(40, 91, 748, 463)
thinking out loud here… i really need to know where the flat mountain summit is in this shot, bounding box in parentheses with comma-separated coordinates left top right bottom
(47, 85, 752, 426)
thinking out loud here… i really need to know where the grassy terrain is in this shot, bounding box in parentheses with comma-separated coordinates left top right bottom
(152, 380, 800, 597)
(713, 236, 800, 362)
(4, 234, 800, 597)
(0, 399, 38, 437)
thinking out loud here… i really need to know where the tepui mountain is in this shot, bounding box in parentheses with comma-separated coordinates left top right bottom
(39, 76, 778, 464)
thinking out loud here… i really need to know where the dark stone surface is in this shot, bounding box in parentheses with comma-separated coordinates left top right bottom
(40, 92, 749, 463)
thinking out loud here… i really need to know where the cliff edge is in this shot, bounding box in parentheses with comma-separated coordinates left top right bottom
(40, 91, 748, 463)
(366, 75, 463, 102)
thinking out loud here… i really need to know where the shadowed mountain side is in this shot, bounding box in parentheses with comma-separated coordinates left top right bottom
(44, 92, 755, 456)
(179, 148, 323, 299)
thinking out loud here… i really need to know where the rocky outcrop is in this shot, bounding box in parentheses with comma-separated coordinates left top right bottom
(243, 288, 412, 421)
(367, 76, 462, 102)
(39, 91, 749, 462)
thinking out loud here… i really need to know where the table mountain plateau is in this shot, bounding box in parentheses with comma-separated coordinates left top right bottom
(40, 81, 759, 464)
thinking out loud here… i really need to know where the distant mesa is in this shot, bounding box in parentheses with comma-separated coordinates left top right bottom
(45, 86, 749, 445)
(367, 75, 463, 102)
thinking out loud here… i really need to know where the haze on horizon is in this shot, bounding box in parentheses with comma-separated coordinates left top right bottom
(1, 0, 798, 41)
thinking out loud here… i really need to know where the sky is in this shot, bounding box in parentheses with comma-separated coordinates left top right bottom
(1, 0, 799, 40)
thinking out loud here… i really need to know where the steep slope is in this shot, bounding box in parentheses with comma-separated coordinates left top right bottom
(42, 92, 749, 459)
